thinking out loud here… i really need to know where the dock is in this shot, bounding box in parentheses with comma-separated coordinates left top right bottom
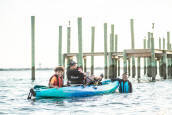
(30, 16, 172, 81)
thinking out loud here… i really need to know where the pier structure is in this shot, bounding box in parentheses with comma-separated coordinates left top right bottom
(31, 16, 172, 81)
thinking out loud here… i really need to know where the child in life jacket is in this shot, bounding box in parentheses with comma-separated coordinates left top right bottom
(49, 66, 64, 88)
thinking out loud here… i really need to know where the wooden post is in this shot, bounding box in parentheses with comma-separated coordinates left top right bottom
(131, 19, 135, 49)
(123, 50, 127, 73)
(109, 24, 115, 78)
(128, 58, 131, 76)
(162, 51, 167, 79)
(159, 38, 166, 79)
(104, 23, 108, 79)
(144, 38, 147, 75)
(167, 32, 170, 50)
(111, 25, 115, 78)
(137, 57, 141, 79)
(31, 16, 35, 80)
(58, 26, 63, 66)
(118, 59, 120, 76)
(115, 34, 118, 52)
(131, 51, 136, 78)
(147, 32, 151, 49)
(170, 44, 172, 78)
(167, 32, 171, 79)
(91, 27, 95, 75)
(147, 32, 151, 77)
(76, 54, 79, 66)
(109, 33, 113, 78)
(163, 38, 165, 50)
(63, 54, 66, 79)
(63, 54, 66, 67)
(150, 33, 156, 81)
(155, 59, 158, 76)
(77, 17, 83, 68)
(67, 26, 71, 64)
(111, 24, 115, 52)
(159, 37, 161, 50)
(159, 37, 163, 77)
(130, 19, 136, 78)
(114, 34, 118, 78)
(83, 56, 87, 72)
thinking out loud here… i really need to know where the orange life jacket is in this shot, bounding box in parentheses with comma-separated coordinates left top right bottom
(49, 74, 63, 87)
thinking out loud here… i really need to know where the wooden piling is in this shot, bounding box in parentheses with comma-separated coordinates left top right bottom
(67, 26, 71, 64)
(157, 37, 160, 77)
(163, 37, 166, 78)
(58, 26, 63, 66)
(109, 24, 115, 78)
(83, 56, 87, 72)
(155, 60, 157, 76)
(77, 17, 83, 68)
(109, 33, 113, 78)
(130, 19, 136, 78)
(144, 38, 147, 75)
(130, 19, 135, 49)
(115, 35, 118, 52)
(104, 23, 108, 79)
(131, 51, 136, 78)
(118, 59, 120, 76)
(128, 58, 131, 76)
(137, 57, 141, 79)
(147, 32, 151, 77)
(63, 55, 66, 67)
(163, 38, 165, 50)
(114, 34, 118, 78)
(123, 50, 127, 73)
(170, 44, 172, 78)
(162, 51, 167, 79)
(159, 37, 167, 79)
(111, 25, 115, 78)
(159, 37, 163, 77)
(63, 55, 66, 78)
(147, 32, 151, 49)
(159, 37, 161, 50)
(167, 32, 170, 50)
(31, 16, 35, 80)
(111, 25, 115, 52)
(91, 27, 95, 75)
(167, 32, 171, 78)
(150, 33, 156, 81)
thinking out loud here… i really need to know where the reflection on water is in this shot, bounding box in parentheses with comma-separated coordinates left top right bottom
(0, 70, 172, 115)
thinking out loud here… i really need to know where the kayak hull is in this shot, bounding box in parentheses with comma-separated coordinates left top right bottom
(34, 80, 119, 98)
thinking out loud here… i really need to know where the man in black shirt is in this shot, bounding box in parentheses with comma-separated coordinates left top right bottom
(67, 61, 86, 85)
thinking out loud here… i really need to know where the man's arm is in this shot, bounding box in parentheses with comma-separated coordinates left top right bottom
(111, 78, 122, 82)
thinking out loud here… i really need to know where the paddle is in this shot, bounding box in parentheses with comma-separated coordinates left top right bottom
(27, 88, 36, 99)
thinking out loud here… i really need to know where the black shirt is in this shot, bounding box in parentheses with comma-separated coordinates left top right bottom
(66, 67, 85, 84)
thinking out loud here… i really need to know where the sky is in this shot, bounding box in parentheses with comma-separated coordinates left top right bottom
(0, 0, 172, 68)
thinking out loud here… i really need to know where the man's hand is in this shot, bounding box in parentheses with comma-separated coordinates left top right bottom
(78, 67, 83, 73)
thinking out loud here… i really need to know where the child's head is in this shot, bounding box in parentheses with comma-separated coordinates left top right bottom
(54, 66, 64, 76)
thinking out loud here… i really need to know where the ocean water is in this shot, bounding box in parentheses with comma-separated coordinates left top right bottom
(0, 70, 172, 115)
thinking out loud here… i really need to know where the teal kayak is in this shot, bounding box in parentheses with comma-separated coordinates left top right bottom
(31, 80, 119, 98)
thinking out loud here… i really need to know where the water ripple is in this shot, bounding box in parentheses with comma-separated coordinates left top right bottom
(1, 71, 172, 115)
